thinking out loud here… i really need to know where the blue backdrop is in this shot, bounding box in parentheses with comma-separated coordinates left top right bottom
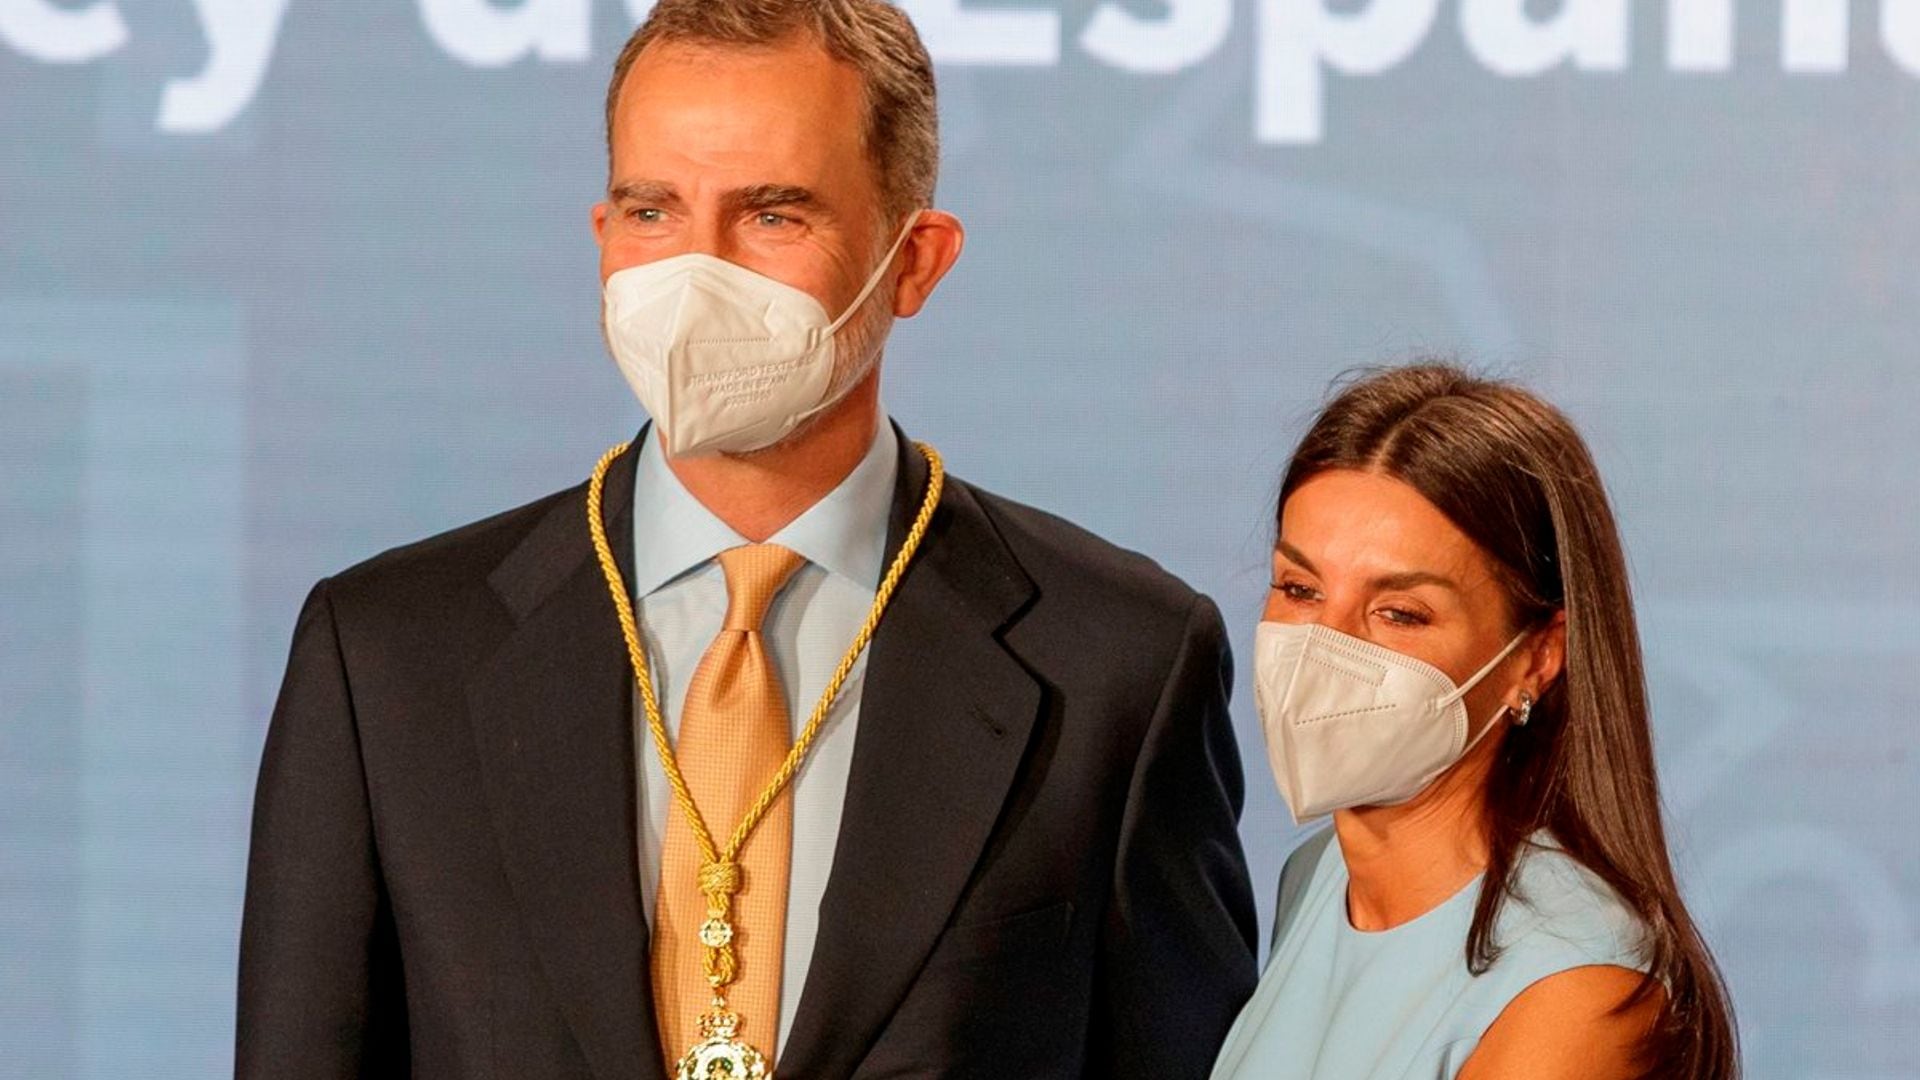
(3, 2, 1916, 1076)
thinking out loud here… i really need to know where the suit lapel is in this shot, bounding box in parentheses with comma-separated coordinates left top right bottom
(780, 433, 1042, 1077)
(467, 438, 669, 1080)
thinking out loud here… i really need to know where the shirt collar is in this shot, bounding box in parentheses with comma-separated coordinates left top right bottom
(629, 422, 901, 598)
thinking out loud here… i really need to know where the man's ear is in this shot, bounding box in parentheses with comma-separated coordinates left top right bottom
(591, 201, 611, 246)
(891, 209, 965, 319)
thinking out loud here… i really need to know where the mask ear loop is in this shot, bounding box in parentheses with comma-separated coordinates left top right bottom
(1444, 629, 1530, 706)
(1443, 630, 1533, 756)
(818, 210, 925, 340)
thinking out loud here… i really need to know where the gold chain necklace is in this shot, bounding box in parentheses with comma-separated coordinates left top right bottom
(586, 438, 944, 1079)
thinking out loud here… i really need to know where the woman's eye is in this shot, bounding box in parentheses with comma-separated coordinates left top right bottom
(1275, 581, 1319, 603)
(1376, 606, 1430, 627)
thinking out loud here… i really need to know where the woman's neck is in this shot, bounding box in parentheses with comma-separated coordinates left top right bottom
(1333, 743, 1497, 931)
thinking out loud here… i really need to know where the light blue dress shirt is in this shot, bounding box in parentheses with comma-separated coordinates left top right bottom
(628, 422, 899, 1056)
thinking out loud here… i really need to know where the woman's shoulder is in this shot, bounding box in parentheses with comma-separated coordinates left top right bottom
(1494, 835, 1650, 974)
(1455, 839, 1663, 1078)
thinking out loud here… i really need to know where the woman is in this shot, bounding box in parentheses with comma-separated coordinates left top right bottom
(1212, 364, 1737, 1079)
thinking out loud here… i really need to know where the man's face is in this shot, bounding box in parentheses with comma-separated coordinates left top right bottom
(593, 37, 893, 321)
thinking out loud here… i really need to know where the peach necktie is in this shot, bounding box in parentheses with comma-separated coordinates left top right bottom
(652, 542, 806, 1070)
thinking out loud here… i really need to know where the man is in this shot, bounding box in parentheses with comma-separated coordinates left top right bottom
(236, 2, 1256, 1077)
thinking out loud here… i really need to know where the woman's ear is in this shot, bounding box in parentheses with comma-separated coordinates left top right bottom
(1522, 609, 1569, 699)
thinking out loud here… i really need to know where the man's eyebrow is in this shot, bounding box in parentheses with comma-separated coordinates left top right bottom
(608, 179, 681, 205)
(723, 184, 825, 214)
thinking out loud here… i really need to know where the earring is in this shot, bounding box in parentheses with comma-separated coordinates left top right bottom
(1514, 690, 1534, 727)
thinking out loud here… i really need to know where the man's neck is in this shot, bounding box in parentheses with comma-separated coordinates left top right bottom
(1332, 741, 1498, 932)
(662, 375, 883, 542)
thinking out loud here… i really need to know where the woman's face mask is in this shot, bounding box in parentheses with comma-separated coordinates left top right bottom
(1254, 621, 1525, 822)
(1257, 469, 1547, 822)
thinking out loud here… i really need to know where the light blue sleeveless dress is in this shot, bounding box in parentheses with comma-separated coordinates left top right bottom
(1210, 828, 1648, 1080)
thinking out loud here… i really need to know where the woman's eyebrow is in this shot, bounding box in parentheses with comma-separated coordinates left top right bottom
(1369, 569, 1459, 592)
(1275, 539, 1318, 574)
(1278, 540, 1458, 592)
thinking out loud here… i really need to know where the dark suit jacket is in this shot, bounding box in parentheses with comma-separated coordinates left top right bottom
(237, 430, 1258, 1079)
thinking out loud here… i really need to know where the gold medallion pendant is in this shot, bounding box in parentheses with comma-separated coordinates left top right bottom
(587, 439, 946, 1080)
(674, 1005, 767, 1080)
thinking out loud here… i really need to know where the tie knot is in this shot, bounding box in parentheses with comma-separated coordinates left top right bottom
(716, 543, 806, 632)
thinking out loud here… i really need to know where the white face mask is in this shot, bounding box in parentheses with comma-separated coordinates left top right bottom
(1253, 621, 1528, 823)
(601, 213, 919, 457)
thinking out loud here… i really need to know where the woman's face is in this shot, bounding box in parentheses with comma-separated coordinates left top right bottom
(1266, 468, 1548, 732)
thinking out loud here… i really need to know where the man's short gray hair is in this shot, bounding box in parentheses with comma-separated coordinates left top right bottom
(606, 0, 939, 222)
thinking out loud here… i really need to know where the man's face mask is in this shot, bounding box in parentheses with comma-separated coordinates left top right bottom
(602, 213, 919, 457)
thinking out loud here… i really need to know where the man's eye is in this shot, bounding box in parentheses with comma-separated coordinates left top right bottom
(628, 207, 664, 223)
(756, 211, 791, 227)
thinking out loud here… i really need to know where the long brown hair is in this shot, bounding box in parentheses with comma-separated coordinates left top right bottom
(1279, 363, 1737, 1077)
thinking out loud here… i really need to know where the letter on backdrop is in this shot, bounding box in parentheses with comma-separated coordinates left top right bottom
(900, 0, 1060, 64)
(1783, 0, 1850, 72)
(1081, 0, 1233, 74)
(0, 0, 127, 63)
(419, 0, 590, 68)
(161, 0, 293, 133)
(1257, 0, 1442, 144)
(1458, 0, 1628, 77)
